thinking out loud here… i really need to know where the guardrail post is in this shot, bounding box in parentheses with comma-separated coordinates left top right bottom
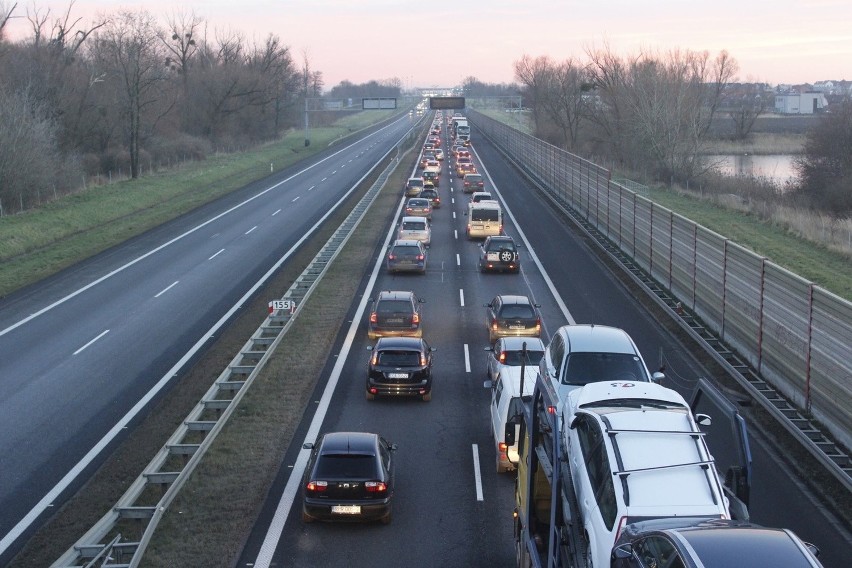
(692, 223, 698, 310)
(721, 239, 729, 339)
(806, 283, 814, 414)
(758, 258, 766, 373)
(669, 211, 674, 290)
(649, 202, 655, 276)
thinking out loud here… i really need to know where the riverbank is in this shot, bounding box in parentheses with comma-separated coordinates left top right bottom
(701, 132, 805, 155)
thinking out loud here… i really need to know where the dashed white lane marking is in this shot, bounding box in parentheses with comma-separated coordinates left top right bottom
(209, 249, 225, 260)
(472, 444, 484, 501)
(74, 329, 110, 356)
(155, 281, 179, 298)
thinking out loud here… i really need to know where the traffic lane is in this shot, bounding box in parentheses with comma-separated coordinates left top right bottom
(269, 238, 515, 566)
(471, 129, 849, 566)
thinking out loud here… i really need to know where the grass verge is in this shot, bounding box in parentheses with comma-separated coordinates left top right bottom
(0, 110, 396, 298)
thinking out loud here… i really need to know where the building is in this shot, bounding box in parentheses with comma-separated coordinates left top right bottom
(774, 92, 827, 114)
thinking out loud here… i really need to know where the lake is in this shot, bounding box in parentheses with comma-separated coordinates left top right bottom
(704, 154, 799, 185)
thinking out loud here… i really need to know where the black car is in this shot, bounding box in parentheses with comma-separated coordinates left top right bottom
(386, 239, 427, 274)
(301, 432, 396, 524)
(612, 517, 823, 568)
(368, 290, 424, 339)
(478, 235, 520, 273)
(418, 187, 441, 208)
(421, 170, 439, 187)
(367, 336, 435, 401)
(484, 294, 541, 343)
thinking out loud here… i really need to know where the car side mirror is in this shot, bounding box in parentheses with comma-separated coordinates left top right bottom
(805, 543, 820, 558)
(569, 415, 579, 430)
(366, 346, 374, 352)
(390, 443, 398, 451)
(484, 346, 494, 352)
(651, 371, 665, 382)
(612, 543, 633, 560)
(483, 379, 493, 389)
(302, 442, 314, 450)
(695, 413, 712, 426)
(503, 423, 516, 447)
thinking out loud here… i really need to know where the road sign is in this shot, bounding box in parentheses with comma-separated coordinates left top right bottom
(268, 299, 297, 314)
(430, 96, 465, 110)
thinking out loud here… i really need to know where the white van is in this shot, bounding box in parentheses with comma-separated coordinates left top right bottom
(466, 200, 502, 239)
(484, 363, 537, 472)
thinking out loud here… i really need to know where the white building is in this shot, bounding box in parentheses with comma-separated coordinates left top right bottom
(774, 92, 828, 114)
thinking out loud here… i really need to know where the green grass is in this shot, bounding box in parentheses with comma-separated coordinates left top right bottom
(0, 111, 395, 297)
(647, 187, 852, 300)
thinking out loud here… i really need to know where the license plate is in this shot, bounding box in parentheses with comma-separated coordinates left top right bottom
(472, 224, 483, 229)
(510, 325, 526, 330)
(332, 505, 361, 515)
(388, 372, 408, 379)
(387, 318, 404, 323)
(487, 253, 499, 261)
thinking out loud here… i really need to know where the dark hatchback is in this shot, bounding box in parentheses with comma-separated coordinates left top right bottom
(386, 239, 427, 274)
(301, 432, 396, 524)
(478, 235, 520, 273)
(485, 294, 541, 343)
(366, 336, 435, 401)
(368, 290, 424, 339)
(612, 517, 823, 568)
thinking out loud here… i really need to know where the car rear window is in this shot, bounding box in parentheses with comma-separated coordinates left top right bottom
(500, 305, 535, 319)
(503, 349, 544, 365)
(562, 352, 646, 386)
(408, 179, 423, 187)
(409, 199, 429, 207)
(392, 246, 422, 256)
(377, 300, 414, 313)
(315, 454, 378, 478)
(472, 209, 499, 222)
(377, 350, 421, 366)
(487, 240, 515, 252)
(466, 175, 482, 182)
(402, 221, 426, 230)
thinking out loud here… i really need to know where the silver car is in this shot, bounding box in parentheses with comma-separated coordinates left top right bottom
(405, 197, 433, 220)
(397, 216, 431, 245)
(485, 337, 546, 383)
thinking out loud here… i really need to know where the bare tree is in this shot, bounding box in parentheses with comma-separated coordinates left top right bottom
(544, 57, 589, 150)
(160, 9, 202, 90)
(728, 80, 769, 140)
(0, 1, 16, 43)
(514, 54, 556, 136)
(585, 44, 636, 165)
(94, 10, 172, 178)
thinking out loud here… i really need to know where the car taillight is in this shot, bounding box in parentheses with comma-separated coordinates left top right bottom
(371, 353, 378, 365)
(535, 319, 541, 332)
(388, 254, 396, 260)
(405, 208, 413, 213)
(370, 312, 377, 323)
(492, 322, 499, 331)
(417, 254, 424, 261)
(420, 353, 427, 366)
(365, 481, 387, 493)
(306, 480, 328, 492)
(412, 313, 420, 324)
(498, 442, 508, 452)
(499, 352, 507, 363)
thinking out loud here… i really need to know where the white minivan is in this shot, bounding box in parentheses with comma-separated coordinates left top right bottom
(466, 200, 502, 239)
(484, 363, 538, 473)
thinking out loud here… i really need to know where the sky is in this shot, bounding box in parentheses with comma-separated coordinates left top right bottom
(4, 0, 852, 89)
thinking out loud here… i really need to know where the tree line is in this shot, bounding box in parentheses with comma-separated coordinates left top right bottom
(510, 45, 851, 217)
(0, 3, 333, 214)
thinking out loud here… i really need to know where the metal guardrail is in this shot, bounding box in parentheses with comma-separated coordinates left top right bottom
(50, 130, 417, 568)
(469, 109, 852, 494)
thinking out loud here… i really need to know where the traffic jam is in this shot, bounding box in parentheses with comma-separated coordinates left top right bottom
(297, 106, 826, 568)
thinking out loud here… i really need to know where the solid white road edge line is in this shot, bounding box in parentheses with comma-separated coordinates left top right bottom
(472, 148, 576, 326)
(252, 184, 409, 568)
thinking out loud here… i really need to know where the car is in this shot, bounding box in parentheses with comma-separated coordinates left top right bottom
(422, 142, 435, 152)
(405, 197, 432, 219)
(433, 148, 445, 161)
(451, 145, 466, 158)
(421, 170, 440, 188)
(462, 173, 484, 192)
(368, 290, 424, 339)
(484, 336, 545, 384)
(418, 187, 441, 208)
(467, 200, 503, 239)
(456, 149, 471, 161)
(427, 135, 441, 147)
(484, 294, 541, 343)
(469, 191, 492, 204)
(397, 216, 431, 245)
(419, 152, 436, 169)
(612, 517, 824, 568)
(478, 235, 520, 273)
(539, 324, 664, 400)
(366, 336, 435, 401)
(424, 159, 441, 175)
(483, 354, 538, 472)
(563, 381, 743, 568)
(301, 431, 395, 524)
(386, 239, 427, 274)
(422, 178, 436, 191)
(456, 162, 476, 178)
(405, 177, 424, 197)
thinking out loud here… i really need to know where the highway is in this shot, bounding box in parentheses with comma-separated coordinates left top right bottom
(0, 115, 418, 561)
(2, 111, 848, 568)
(236, 116, 849, 567)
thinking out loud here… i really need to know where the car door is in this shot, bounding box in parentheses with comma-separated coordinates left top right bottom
(486, 296, 501, 332)
(486, 338, 503, 380)
(490, 375, 504, 446)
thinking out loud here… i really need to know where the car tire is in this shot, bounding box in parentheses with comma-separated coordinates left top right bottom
(422, 390, 432, 402)
(497, 454, 508, 474)
(366, 390, 375, 401)
(302, 509, 314, 523)
(380, 508, 392, 525)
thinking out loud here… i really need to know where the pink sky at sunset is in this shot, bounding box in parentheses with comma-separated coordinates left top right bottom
(4, 0, 851, 89)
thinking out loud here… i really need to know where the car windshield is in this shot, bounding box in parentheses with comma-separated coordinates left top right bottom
(562, 352, 647, 385)
(402, 221, 426, 230)
(315, 454, 378, 478)
(502, 349, 544, 365)
(499, 305, 534, 319)
(377, 350, 421, 366)
(377, 300, 413, 313)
